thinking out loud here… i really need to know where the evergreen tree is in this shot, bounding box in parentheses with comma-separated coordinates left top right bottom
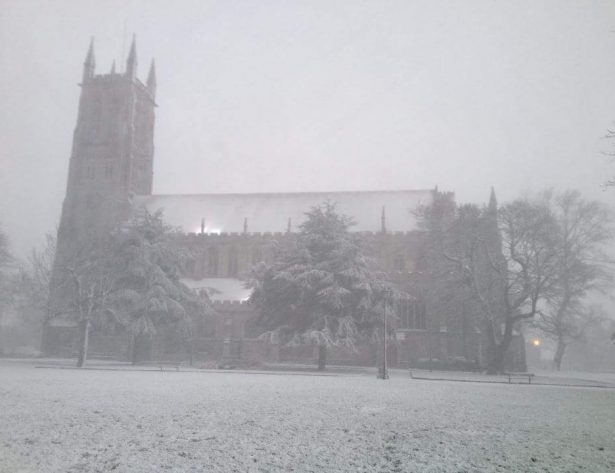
(109, 209, 211, 364)
(54, 210, 211, 367)
(250, 202, 398, 370)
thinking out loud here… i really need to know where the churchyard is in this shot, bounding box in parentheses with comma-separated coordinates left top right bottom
(0, 359, 614, 472)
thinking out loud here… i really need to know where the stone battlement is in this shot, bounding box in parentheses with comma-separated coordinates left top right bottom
(181, 230, 421, 239)
(211, 300, 254, 312)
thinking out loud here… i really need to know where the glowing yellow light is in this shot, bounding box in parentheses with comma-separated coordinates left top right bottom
(532, 339, 541, 347)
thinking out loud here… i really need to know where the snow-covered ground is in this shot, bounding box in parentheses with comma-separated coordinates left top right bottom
(1, 360, 614, 472)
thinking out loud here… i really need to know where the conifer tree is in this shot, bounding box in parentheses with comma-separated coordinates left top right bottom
(250, 202, 398, 370)
(109, 209, 211, 364)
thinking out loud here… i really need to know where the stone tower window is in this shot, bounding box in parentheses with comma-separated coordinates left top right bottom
(104, 166, 114, 179)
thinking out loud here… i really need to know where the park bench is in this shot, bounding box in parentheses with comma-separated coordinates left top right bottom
(71, 351, 114, 360)
(504, 372, 535, 384)
(89, 352, 114, 360)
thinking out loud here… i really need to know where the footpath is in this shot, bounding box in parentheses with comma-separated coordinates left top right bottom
(3, 357, 614, 388)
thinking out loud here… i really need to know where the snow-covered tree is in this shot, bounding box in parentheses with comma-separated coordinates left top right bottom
(0, 224, 10, 270)
(532, 191, 613, 370)
(17, 233, 56, 339)
(250, 202, 398, 370)
(53, 210, 211, 367)
(0, 224, 14, 353)
(8, 233, 56, 354)
(419, 194, 560, 374)
(109, 209, 211, 364)
(57, 236, 118, 367)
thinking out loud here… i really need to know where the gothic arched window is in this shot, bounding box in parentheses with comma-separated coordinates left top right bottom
(397, 299, 427, 330)
(228, 246, 239, 276)
(208, 246, 219, 276)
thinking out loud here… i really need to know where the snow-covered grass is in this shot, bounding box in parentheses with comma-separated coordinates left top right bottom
(0, 360, 614, 472)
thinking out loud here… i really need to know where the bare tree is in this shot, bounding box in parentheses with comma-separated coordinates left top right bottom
(532, 191, 613, 370)
(426, 197, 560, 374)
(604, 127, 615, 188)
(0, 224, 10, 269)
(0, 224, 14, 354)
(18, 233, 56, 348)
(61, 239, 117, 367)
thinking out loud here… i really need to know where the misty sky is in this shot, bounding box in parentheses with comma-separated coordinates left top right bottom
(1, 0, 615, 257)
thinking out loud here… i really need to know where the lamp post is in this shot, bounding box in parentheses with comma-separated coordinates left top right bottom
(378, 290, 390, 380)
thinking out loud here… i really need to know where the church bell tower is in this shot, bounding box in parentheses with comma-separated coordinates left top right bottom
(47, 37, 157, 331)
(57, 36, 156, 245)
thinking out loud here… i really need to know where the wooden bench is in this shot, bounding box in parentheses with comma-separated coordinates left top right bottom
(89, 352, 114, 360)
(72, 352, 114, 360)
(504, 372, 535, 384)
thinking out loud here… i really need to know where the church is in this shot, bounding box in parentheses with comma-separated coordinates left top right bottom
(45, 39, 524, 370)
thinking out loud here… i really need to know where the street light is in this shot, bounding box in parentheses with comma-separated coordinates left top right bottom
(378, 289, 390, 380)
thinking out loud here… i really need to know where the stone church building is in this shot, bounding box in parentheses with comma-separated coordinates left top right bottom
(46, 39, 524, 370)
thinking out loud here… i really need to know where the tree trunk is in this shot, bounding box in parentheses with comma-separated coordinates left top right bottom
(131, 334, 139, 365)
(553, 339, 566, 371)
(40, 319, 50, 356)
(484, 319, 499, 374)
(76, 319, 90, 368)
(187, 339, 194, 367)
(461, 301, 469, 361)
(485, 317, 514, 375)
(317, 345, 327, 371)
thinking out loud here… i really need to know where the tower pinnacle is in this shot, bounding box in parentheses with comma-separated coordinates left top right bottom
(147, 59, 156, 97)
(126, 34, 137, 80)
(488, 187, 497, 212)
(82, 38, 95, 82)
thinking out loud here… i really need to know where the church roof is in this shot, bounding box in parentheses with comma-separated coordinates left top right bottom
(133, 189, 434, 234)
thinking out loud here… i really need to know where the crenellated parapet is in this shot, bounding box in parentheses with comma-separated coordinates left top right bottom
(212, 300, 252, 307)
(179, 232, 294, 246)
(179, 229, 422, 240)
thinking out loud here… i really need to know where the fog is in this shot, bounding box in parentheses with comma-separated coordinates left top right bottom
(2, 3, 615, 470)
(1, 0, 615, 257)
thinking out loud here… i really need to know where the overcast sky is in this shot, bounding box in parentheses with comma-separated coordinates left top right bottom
(1, 0, 615, 257)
